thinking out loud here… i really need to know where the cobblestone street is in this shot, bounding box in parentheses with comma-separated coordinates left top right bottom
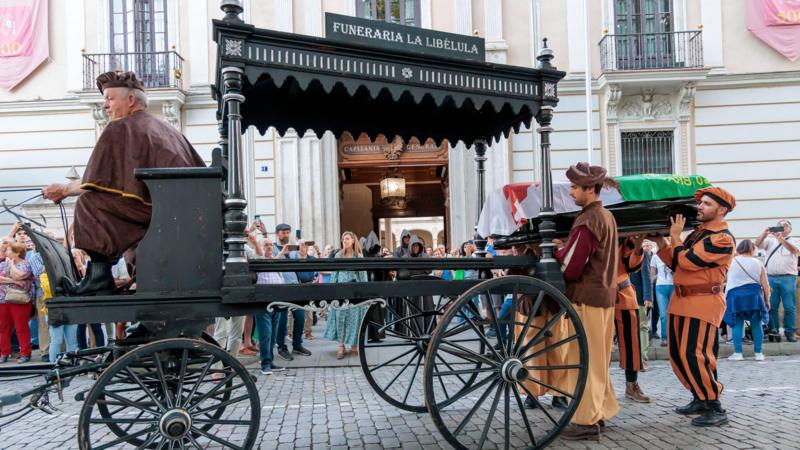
(2, 350, 799, 450)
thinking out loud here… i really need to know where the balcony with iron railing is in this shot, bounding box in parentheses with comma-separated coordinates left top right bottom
(82, 51, 185, 91)
(599, 30, 703, 72)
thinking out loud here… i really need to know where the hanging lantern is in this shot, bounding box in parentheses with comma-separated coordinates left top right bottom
(380, 168, 406, 208)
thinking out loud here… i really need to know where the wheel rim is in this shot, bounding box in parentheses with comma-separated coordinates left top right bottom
(78, 338, 260, 450)
(358, 295, 484, 412)
(424, 276, 589, 450)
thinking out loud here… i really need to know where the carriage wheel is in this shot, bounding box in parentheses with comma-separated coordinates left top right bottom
(424, 276, 588, 450)
(94, 333, 230, 446)
(78, 338, 260, 450)
(358, 295, 485, 412)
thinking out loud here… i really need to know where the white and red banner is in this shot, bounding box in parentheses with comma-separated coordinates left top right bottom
(748, 0, 800, 61)
(0, 0, 48, 90)
(477, 182, 624, 238)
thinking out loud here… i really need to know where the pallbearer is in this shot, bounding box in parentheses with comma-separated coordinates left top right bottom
(614, 235, 651, 403)
(554, 162, 620, 442)
(657, 186, 736, 427)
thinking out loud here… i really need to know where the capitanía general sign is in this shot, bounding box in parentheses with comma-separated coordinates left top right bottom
(325, 13, 485, 62)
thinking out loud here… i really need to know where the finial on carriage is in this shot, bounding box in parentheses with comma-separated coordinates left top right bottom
(537, 38, 554, 70)
(220, 0, 244, 22)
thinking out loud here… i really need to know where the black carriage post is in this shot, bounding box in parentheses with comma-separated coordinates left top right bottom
(533, 39, 566, 293)
(472, 139, 489, 259)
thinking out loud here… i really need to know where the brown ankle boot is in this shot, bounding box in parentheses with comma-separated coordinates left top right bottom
(625, 382, 651, 403)
(560, 423, 600, 441)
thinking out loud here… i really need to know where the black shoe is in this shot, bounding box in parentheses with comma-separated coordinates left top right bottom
(676, 397, 708, 415)
(292, 345, 312, 356)
(17, 356, 30, 364)
(64, 260, 115, 296)
(524, 395, 539, 409)
(785, 332, 797, 343)
(0, 355, 8, 363)
(552, 396, 568, 409)
(125, 323, 150, 339)
(691, 401, 729, 427)
(277, 347, 294, 361)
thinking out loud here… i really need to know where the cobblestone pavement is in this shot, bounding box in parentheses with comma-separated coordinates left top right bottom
(2, 352, 799, 449)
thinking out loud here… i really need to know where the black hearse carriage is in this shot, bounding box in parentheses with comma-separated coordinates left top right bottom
(0, 3, 701, 449)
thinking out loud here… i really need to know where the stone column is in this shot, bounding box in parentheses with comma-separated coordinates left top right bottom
(605, 84, 622, 176)
(678, 82, 696, 174)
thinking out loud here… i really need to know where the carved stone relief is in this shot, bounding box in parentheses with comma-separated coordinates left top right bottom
(617, 90, 673, 121)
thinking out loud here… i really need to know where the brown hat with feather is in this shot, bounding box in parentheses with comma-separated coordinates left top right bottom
(565, 162, 608, 187)
(96, 71, 145, 94)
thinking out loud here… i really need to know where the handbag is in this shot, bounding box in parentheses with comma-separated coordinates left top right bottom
(4, 287, 31, 304)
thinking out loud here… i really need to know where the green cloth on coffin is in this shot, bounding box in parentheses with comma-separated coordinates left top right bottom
(615, 174, 711, 202)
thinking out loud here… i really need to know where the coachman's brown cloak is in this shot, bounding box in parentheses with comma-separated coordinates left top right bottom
(73, 111, 205, 259)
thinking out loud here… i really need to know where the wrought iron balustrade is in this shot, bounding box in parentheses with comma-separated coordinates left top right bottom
(600, 30, 703, 72)
(82, 51, 185, 91)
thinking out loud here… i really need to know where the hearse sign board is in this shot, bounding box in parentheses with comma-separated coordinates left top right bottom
(324, 13, 485, 62)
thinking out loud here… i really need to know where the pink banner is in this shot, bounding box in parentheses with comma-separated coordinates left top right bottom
(763, 0, 800, 26)
(748, 0, 800, 61)
(0, 0, 48, 90)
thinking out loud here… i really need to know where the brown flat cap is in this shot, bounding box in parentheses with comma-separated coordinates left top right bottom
(96, 71, 145, 94)
(565, 162, 607, 187)
(694, 186, 736, 211)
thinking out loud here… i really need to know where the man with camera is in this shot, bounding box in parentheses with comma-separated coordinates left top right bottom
(756, 219, 799, 342)
(272, 223, 313, 361)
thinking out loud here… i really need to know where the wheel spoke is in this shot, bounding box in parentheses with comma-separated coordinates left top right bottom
(477, 382, 504, 449)
(525, 376, 574, 400)
(517, 382, 560, 427)
(399, 297, 425, 336)
(186, 371, 238, 412)
(368, 347, 417, 372)
(506, 284, 519, 357)
(193, 418, 254, 426)
(125, 367, 167, 412)
(504, 384, 510, 450)
(511, 383, 537, 446)
(93, 425, 156, 450)
(182, 355, 217, 408)
(524, 364, 582, 371)
(438, 341, 498, 367)
(134, 429, 161, 450)
(175, 349, 189, 408)
(434, 353, 470, 385)
(432, 363, 451, 401)
(513, 291, 544, 356)
(102, 390, 161, 416)
(186, 433, 205, 449)
(363, 340, 416, 348)
(521, 334, 579, 364)
(102, 393, 149, 416)
(402, 353, 424, 404)
(152, 351, 173, 408)
(89, 418, 159, 425)
(455, 307, 503, 361)
(516, 309, 566, 358)
(438, 373, 499, 410)
(453, 378, 500, 436)
(189, 426, 243, 450)
(483, 293, 506, 358)
(382, 350, 418, 391)
(431, 367, 496, 377)
(192, 393, 251, 416)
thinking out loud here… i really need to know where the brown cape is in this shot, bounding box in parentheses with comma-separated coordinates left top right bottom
(74, 111, 205, 259)
(80, 111, 205, 205)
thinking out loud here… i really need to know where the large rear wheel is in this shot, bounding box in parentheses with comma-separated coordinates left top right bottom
(424, 276, 589, 450)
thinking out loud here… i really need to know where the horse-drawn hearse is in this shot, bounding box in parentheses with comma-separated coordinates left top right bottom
(0, 2, 704, 449)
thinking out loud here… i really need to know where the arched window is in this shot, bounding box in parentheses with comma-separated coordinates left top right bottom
(356, 0, 420, 27)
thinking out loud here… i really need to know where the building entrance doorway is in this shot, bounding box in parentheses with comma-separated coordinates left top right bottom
(337, 133, 450, 251)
